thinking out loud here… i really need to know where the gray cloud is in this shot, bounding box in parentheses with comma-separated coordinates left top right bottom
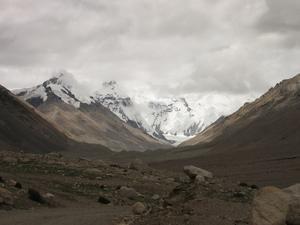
(0, 0, 300, 98)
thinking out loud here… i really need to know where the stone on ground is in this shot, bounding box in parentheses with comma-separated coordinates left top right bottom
(28, 188, 46, 204)
(84, 168, 102, 176)
(98, 196, 111, 204)
(183, 165, 213, 180)
(119, 186, 141, 200)
(0, 187, 14, 206)
(132, 202, 146, 215)
(129, 159, 148, 171)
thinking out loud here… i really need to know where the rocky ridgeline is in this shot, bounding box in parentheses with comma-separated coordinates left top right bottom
(0, 151, 299, 225)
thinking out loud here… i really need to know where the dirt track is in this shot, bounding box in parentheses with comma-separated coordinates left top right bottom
(0, 205, 130, 225)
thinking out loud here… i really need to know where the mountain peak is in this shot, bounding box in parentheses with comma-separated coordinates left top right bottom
(278, 73, 300, 93)
(45, 70, 77, 89)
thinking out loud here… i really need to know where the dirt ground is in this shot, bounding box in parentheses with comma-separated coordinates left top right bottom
(0, 151, 258, 225)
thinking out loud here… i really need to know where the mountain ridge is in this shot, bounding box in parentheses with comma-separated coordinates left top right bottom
(14, 73, 169, 152)
(14, 72, 241, 144)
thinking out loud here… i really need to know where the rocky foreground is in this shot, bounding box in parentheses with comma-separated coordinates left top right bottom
(0, 151, 299, 225)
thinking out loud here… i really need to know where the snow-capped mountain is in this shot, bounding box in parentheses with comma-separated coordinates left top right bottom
(92, 81, 165, 140)
(14, 72, 168, 151)
(14, 71, 253, 145)
(143, 98, 205, 143)
(15, 71, 93, 108)
(132, 93, 255, 144)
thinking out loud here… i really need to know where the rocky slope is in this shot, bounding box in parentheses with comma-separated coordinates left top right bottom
(14, 73, 168, 152)
(181, 73, 300, 147)
(151, 74, 300, 187)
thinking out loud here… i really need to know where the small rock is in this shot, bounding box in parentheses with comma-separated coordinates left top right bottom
(93, 160, 107, 167)
(2, 157, 17, 164)
(84, 168, 102, 176)
(183, 165, 213, 180)
(43, 193, 55, 199)
(8, 179, 17, 186)
(28, 188, 46, 204)
(132, 202, 146, 215)
(98, 196, 111, 204)
(47, 152, 62, 158)
(0, 187, 14, 206)
(166, 178, 175, 183)
(119, 186, 141, 200)
(15, 182, 22, 189)
(251, 184, 259, 189)
(19, 157, 31, 163)
(152, 194, 160, 200)
(195, 175, 205, 184)
(239, 182, 248, 187)
(233, 191, 247, 198)
(129, 159, 148, 171)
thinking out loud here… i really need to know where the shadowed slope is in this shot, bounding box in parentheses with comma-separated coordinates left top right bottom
(0, 85, 69, 153)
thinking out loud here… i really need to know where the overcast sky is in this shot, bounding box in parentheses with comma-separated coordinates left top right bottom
(1, 0, 300, 98)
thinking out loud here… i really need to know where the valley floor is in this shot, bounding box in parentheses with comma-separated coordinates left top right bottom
(0, 151, 256, 225)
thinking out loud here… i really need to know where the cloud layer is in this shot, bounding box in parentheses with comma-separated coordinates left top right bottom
(1, 0, 300, 98)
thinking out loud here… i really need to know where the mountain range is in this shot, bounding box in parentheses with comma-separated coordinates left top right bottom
(14, 71, 245, 146)
(13, 73, 167, 152)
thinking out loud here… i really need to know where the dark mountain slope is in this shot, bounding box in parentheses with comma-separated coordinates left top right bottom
(0, 85, 70, 153)
(0, 85, 112, 157)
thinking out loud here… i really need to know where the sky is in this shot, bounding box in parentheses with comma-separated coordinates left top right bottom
(1, 0, 300, 99)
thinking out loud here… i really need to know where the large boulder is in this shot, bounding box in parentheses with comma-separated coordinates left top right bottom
(252, 186, 291, 225)
(183, 165, 213, 181)
(0, 187, 14, 206)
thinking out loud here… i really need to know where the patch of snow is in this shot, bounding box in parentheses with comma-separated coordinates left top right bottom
(13, 85, 48, 102)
